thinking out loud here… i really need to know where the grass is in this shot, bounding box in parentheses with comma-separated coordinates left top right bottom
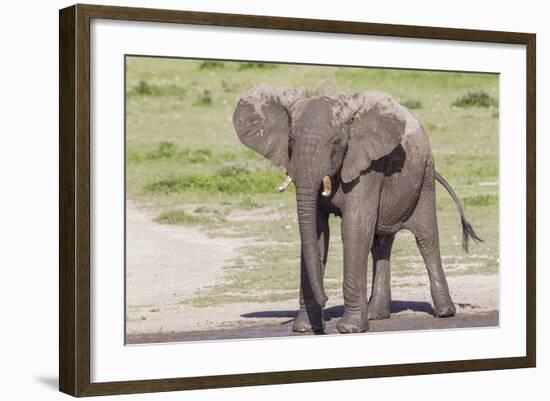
(435, 154, 499, 184)
(126, 56, 499, 307)
(463, 194, 499, 207)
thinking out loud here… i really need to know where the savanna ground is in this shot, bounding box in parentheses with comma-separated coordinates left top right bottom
(125, 57, 499, 343)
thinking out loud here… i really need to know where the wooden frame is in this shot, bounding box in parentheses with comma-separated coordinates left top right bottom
(59, 3, 536, 397)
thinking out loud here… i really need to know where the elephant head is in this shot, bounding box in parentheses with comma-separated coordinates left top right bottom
(233, 85, 407, 307)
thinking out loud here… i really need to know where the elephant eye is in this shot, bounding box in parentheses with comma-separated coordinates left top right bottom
(288, 136, 294, 159)
(330, 139, 344, 173)
(331, 138, 342, 154)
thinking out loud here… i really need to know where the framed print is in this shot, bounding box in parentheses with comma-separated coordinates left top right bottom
(59, 3, 536, 397)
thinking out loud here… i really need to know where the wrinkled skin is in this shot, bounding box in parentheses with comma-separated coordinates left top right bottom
(233, 85, 480, 334)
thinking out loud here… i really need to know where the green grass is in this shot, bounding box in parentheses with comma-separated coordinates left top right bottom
(463, 194, 499, 207)
(126, 56, 499, 307)
(435, 154, 499, 185)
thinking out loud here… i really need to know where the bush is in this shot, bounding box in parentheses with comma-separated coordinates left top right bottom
(198, 61, 225, 70)
(238, 196, 263, 209)
(154, 210, 211, 225)
(184, 147, 212, 163)
(128, 143, 239, 165)
(128, 80, 187, 97)
(194, 89, 212, 106)
(145, 142, 179, 160)
(237, 62, 277, 71)
(144, 166, 283, 195)
(400, 99, 422, 109)
(452, 91, 498, 108)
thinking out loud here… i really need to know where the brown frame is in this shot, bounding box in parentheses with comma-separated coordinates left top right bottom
(59, 3, 536, 397)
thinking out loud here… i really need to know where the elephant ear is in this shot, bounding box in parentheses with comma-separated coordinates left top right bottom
(340, 92, 407, 183)
(233, 85, 305, 171)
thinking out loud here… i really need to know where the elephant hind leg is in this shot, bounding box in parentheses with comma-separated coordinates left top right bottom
(406, 176, 456, 318)
(368, 234, 395, 320)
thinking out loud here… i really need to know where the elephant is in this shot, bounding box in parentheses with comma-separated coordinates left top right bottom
(232, 84, 482, 334)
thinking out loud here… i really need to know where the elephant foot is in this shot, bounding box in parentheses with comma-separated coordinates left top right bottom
(368, 296, 391, 320)
(435, 302, 456, 318)
(431, 284, 456, 318)
(293, 307, 324, 333)
(336, 311, 369, 334)
(433, 295, 456, 318)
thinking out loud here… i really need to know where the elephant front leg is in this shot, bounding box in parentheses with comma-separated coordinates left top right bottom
(337, 212, 377, 334)
(293, 213, 330, 333)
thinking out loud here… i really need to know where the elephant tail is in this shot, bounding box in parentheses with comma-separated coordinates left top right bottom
(434, 171, 484, 253)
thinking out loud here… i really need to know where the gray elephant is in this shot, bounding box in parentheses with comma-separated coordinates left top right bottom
(232, 84, 481, 334)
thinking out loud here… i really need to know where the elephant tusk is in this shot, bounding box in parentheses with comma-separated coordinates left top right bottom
(278, 175, 292, 192)
(321, 176, 331, 197)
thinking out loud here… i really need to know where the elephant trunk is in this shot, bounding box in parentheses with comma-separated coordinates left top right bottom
(295, 185, 327, 308)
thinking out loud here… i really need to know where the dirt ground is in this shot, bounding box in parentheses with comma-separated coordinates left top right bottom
(125, 204, 499, 342)
(127, 311, 499, 344)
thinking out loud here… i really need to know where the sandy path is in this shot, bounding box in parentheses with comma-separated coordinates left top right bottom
(126, 203, 244, 334)
(126, 203, 498, 337)
(126, 204, 306, 334)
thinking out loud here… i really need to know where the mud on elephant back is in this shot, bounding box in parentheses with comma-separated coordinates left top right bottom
(233, 84, 482, 334)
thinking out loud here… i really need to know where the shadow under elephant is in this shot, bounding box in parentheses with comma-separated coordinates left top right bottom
(240, 300, 436, 327)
